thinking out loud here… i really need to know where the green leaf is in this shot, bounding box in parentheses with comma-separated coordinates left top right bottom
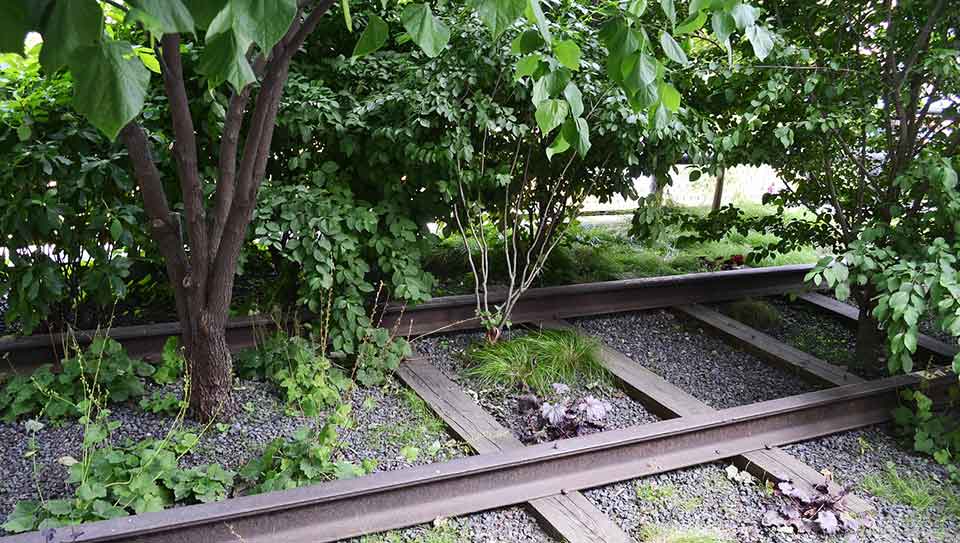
(689, 0, 710, 12)
(562, 116, 590, 157)
(511, 29, 544, 54)
(535, 98, 569, 135)
(401, 3, 450, 58)
(72, 41, 151, 140)
(342, 0, 352, 32)
(526, 0, 552, 45)
(135, 48, 162, 73)
(628, 0, 648, 17)
(0, 1, 30, 55)
(659, 32, 687, 65)
(531, 69, 570, 105)
(126, 0, 196, 36)
(183, 0, 229, 29)
(660, 0, 676, 26)
(39, 0, 104, 73)
(110, 219, 123, 241)
(514, 53, 541, 80)
(746, 24, 774, 60)
(563, 82, 583, 117)
(730, 3, 756, 30)
(623, 52, 657, 92)
(199, 26, 256, 91)
(711, 11, 735, 46)
(469, 0, 525, 39)
(554, 39, 581, 71)
(904, 331, 918, 354)
(676, 10, 707, 34)
(1, 501, 39, 534)
(653, 102, 669, 130)
(659, 81, 680, 112)
(232, 0, 298, 51)
(546, 130, 570, 161)
(352, 14, 388, 57)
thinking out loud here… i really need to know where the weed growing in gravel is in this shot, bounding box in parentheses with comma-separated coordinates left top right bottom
(635, 481, 678, 507)
(726, 299, 781, 330)
(359, 522, 466, 542)
(1, 360, 234, 533)
(0, 337, 154, 422)
(639, 525, 732, 543)
(236, 332, 347, 417)
(365, 385, 464, 460)
(466, 330, 608, 395)
(861, 462, 944, 510)
(139, 391, 184, 416)
(240, 404, 375, 494)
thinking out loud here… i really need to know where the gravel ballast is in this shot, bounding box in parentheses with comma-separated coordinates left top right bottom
(584, 425, 959, 542)
(573, 310, 820, 409)
(0, 375, 468, 535)
(349, 507, 558, 543)
(413, 329, 660, 443)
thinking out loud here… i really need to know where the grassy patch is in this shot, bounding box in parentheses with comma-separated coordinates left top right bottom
(465, 330, 608, 395)
(636, 481, 678, 506)
(782, 311, 858, 368)
(364, 385, 464, 459)
(861, 462, 943, 511)
(725, 298, 781, 330)
(638, 525, 731, 543)
(360, 523, 466, 543)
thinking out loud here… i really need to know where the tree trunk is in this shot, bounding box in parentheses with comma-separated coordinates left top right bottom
(853, 289, 883, 369)
(711, 168, 725, 211)
(185, 311, 233, 421)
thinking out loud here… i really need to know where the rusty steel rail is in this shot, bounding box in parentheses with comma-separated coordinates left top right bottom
(1, 264, 814, 372)
(5, 367, 951, 543)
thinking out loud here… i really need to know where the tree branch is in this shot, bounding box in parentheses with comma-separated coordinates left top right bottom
(206, 0, 334, 319)
(160, 34, 208, 297)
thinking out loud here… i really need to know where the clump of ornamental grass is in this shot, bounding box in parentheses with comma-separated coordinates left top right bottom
(726, 298, 781, 330)
(465, 330, 608, 395)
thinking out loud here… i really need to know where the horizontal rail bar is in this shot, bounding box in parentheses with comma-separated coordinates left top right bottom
(7, 367, 950, 543)
(1, 265, 814, 373)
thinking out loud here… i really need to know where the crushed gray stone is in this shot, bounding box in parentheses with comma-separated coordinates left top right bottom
(585, 426, 959, 542)
(573, 310, 820, 409)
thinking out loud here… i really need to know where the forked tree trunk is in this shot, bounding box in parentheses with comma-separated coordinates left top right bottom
(118, 5, 333, 422)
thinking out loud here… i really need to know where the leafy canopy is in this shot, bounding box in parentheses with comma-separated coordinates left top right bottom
(1, 0, 776, 159)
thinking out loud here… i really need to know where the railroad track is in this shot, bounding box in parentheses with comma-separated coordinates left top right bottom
(2, 263, 957, 542)
(2, 264, 815, 371)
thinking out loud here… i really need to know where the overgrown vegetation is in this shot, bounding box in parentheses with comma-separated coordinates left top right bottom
(240, 404, 374, 494)
(465, 330, 607, 395)
(893, 388, 960, 482)
(0, 337, 153, 422)
(236, 332, 345, 417)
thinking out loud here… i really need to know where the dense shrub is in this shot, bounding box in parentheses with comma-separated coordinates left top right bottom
(0, 49, 149, 334)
